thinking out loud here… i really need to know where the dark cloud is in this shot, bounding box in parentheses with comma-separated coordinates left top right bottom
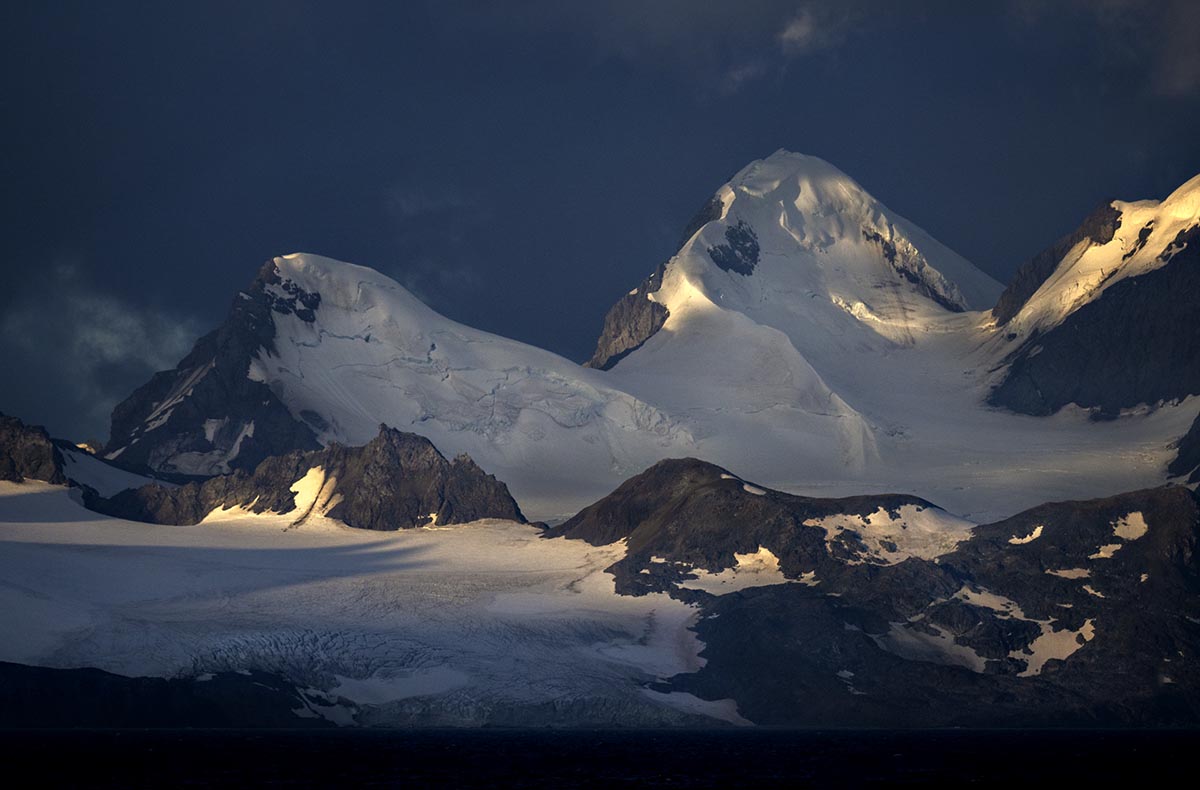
(777, 2, 865, 56)
(449, 0, 880, 94)
(2, 1, 1198, 442)
(1142, 0, 1200, 97)
(385, 185, 478, 220)
(0, 262, 201, 442)
(380, 182, 487, 312)
(1010, 0, 1200, 97)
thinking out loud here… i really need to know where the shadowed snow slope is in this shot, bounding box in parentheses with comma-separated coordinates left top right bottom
(0, 480, 737, 727)
(7, 469, 1196, 727)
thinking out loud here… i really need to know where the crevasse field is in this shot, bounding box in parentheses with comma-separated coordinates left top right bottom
(0, 481, 747, 726)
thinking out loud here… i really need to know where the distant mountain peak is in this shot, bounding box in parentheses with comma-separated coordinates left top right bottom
(993, 170, 1200, 332)
(987, 171, 1200, 417)
(97, 161, 1199, 525)
(587, 149, 1002, 373)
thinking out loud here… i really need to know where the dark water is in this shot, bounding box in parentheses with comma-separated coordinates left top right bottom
(2, 729, 1195, 788)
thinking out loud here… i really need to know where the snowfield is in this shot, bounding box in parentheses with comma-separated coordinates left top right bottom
(676, 547, 801, 595)
(0, 481, 743, 726)
(232, 245, 1198, 525)
(246, 253, 696, 522)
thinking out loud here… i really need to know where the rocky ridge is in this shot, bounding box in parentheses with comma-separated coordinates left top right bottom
(90, 425, 525, 530)
(104, 260, 321, 478)
(0, 413, 67, 485)
(555, 459, 1200, 726)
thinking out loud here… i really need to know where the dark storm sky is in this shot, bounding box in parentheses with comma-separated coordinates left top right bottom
(3, 1, 1199, 441)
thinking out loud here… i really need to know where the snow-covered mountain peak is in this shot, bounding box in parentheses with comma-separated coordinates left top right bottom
(101, 164, 1199, 526)
(588, 151, 1003, 374)
(725, 149, 879, 215)
(593, 151, 1002, 382)
(999, 171, 1200, 338)
(107, 250, 694, 518)
(711, 150, 922, 259)
(268, 252, 432, 318)
(1155, 170, 1200, 219)
(678, 151, 1001, 318)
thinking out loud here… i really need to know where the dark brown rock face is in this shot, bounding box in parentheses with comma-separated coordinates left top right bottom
(585, 193, 727, 371)
(555, 458, 1200, 727)
(90, 425, 525, 530)
(585, 263, 670, 370)
(1169, 412, 1200, 484)
(105, 260, 321, 478)
(992, 202, 1122, 325)
(0, 413, 66, 484)
(988, 223, 1200, 416)
(551, 457, 948, 597)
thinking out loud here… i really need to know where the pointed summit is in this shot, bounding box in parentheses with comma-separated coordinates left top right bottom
(586, 150, 1002, 371)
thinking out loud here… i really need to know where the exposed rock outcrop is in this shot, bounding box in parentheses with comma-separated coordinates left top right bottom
(0, 413, 66, 484)
(585, 193, 730, 370)
(988, 224, 1200, 416)
(90, 425, 525, 529)
(556, 459, 1200, 726)
(707, 220, 759, 276)
(992, 202, 1122, 325)
(862, 228, 966, 312)
(584, 263, 670, 370)
(104, 260, 321, 478)
(1170, 412, 1200, 483)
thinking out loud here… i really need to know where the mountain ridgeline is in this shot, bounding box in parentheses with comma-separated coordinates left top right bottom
(3, 151, 1200, 729)
(93, 153, 1199, 522)
(105, 260, 322, 478)
(987, 179, 1200, 418)
(555, 459, 1200, 726)
(0, 413, 67, 485)
(90, 425, 525, 530)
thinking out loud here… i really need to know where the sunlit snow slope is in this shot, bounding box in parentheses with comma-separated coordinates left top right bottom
(598, 151, 1198, 519)
(985, 172, 1200, 418)
(999, 173, 1200, 338)
(242, 255, 693, 518)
